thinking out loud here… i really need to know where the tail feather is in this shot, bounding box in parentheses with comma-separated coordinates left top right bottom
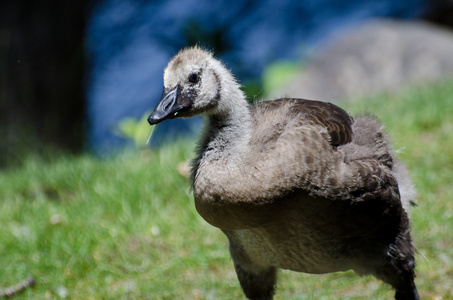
(339, 114, 416, 213)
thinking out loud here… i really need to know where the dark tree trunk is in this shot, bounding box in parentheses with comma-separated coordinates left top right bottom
(0, 0, 93, 167)
(422, 0, 453, 29)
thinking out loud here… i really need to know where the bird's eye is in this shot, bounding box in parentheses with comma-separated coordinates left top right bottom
(188, 73, 199, 83)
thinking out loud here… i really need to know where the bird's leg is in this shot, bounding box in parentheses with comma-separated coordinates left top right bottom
(232, 261, 276, 300)
(394, 284, 419, 300)
(228, 241, 276, 300)
(374, 229, 419, 300)
(378, 264, 419, 300)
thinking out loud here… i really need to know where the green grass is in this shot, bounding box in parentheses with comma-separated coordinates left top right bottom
(1, 79, 453, 299)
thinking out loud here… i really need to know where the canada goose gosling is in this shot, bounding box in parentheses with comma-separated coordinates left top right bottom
(147, 47, 419, 300)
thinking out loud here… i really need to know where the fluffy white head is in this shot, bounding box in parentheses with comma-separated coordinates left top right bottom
(148, 46, 248, 132)
(164, 46, 245, 117)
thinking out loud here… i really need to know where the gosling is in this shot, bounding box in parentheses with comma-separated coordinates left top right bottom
(147, 46, 419, 300)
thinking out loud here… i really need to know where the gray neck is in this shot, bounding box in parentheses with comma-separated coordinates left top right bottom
(201, 91, 251, 161)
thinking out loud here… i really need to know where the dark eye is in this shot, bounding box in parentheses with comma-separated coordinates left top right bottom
(188, 73, 199, 83)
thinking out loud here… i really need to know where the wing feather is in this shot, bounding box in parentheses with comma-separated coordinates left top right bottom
(252, 99, 354, 147)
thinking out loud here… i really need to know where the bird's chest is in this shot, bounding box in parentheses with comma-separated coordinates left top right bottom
(192, 158, 290, 230)
(192, 159, 251, 228)
(192, 154, 260, 202)
(193, 159, 238, 201)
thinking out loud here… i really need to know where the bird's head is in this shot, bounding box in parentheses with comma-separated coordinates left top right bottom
(148, 47, 227, 125)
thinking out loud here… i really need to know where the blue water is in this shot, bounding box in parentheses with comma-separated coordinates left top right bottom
(86, 0, 427, 152)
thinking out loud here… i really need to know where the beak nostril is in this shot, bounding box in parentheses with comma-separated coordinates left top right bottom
(164, 103, 171, 111)
(160, 86, 179, 112)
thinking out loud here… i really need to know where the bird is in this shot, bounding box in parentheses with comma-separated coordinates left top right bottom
(147, 46, 419, 300)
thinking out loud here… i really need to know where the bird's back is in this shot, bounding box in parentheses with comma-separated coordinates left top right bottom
(250, 98, 353, 149)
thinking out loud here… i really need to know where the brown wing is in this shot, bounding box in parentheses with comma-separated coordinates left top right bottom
(253, 98, 354, 147)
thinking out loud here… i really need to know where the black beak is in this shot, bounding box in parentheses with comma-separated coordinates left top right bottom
(148, 85, 183, 125)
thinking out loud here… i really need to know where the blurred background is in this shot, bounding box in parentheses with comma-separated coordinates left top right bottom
(1, 0, 453, 167)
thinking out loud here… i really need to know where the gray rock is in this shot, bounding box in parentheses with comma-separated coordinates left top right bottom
(277, 19, 453, 101)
